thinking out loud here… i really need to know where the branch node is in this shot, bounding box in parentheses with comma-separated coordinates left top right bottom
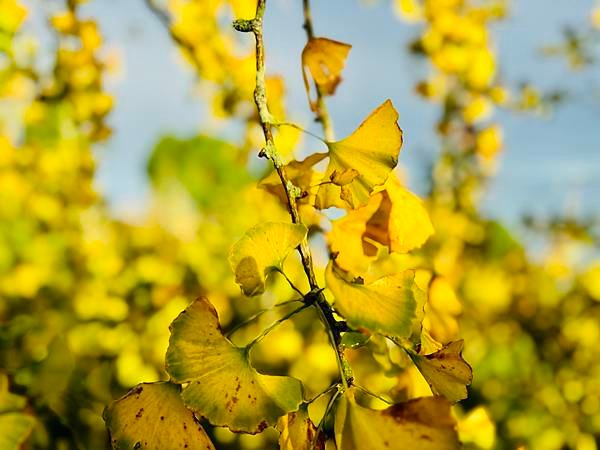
(232, 18, 254, 32)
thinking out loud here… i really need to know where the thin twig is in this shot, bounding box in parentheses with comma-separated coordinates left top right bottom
(302, 0, 335, 141)
(246, 303, 310, 349)
(307, 383, 340, 404)
(354, 384, 393, 405)
(226, 298, 303, 337)
(233, 0, 351, 389)
(311, 388, 341, 450)
(275, 268, 306, 297)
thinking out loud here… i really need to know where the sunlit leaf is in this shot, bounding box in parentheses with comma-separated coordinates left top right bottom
(166, 297, 304, 433)
(103, 382, 215, 450)
(340, 331, 371, 349)
(229, 222, 307, 296)
(334, 390, 460, 450)
(302, 37, 351, 107)
(316, 100, 403, 209)
(325, 263, 420, 338)
(277, 404, 324, 450)
(411, 340, 472, 402)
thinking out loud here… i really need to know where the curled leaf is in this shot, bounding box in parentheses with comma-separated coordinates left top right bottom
(229, 222, 307, 296)
(334, 390, 460, 450)
(316, 100, 403, 209)
(103, 382, 215, 450)
(328, 175, 434, 274)
(302, 37, 351, 108)
(325, 263, 421, 338)
(166, 298, 304, 433)
(277, 404, 324, 450)
(411, 340, 473, 403)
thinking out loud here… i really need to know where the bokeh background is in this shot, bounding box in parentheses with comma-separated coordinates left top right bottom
(1, 0, 600, 449)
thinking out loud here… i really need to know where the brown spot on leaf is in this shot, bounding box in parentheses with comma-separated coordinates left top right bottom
(135, 408, 144, 419)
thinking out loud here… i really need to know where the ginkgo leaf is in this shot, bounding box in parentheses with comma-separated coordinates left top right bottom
(334, 390, 460, 450)
(103, 382, 215, 450)
(325, 263, 420, 338)
(328, 175, 434, 274)
(302, 37, 351, 107)
(166, 297, 304, 433)
(411, 340, 473, 403)
(316, 100, 403, 210)
(277, 404, 324, 450)
(229, 222, 307, 296)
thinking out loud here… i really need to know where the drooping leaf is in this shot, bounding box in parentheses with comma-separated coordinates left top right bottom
(166, 297, 304, 433)
(228, 222, 307, 296)
(334, 390, 460, 450)
(316, 100, 403, 210)
(103, 382, 215, 450)
(277, 404, 324, 450)
(302, 37, 351, 108)
(411, 340, 473, 403)
(325, 263, 420, 338)
(0, 374, 35, 450)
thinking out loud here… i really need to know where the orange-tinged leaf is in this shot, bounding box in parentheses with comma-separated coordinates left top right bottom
(334, 390, 460, 450)
(411, 340, 473, 402)
(104, 382, 216, 450)
(302, 37, 351, 106)
(316, 100, 403, 209)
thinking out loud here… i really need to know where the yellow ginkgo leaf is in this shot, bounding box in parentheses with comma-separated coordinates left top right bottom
(229, 222, 307, 296)
(302, 37, 351, 106)
(316, 100, 403, 210)
(166, 297, 304, 433)
(277, 404, 324, 450)
(334, 390, 460, 450)
(103, 382, 216, 450)
(411, 340, 473, 402)
(328, 175, 434, 274)
(325, 263, 422, 338)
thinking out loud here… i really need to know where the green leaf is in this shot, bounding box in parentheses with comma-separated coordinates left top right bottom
(104, 382, 215, 450)
(0, 374, 35, 450)
(147, 134, 251, 210)
(316, 100, 403, 209)
(411, 340, 473, 402)
(325, 263, 419, 338)
(166, 297, 304, 433)
(334, 390, 460, 450)
(229, 222, 307, 296)
(277, 404, 324, 450)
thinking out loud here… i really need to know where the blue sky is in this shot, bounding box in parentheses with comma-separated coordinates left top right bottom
(40, 0, 599, 225)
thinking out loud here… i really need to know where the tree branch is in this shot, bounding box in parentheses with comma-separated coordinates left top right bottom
(302, 0, 335, 141)
(233, 0, 351, 389)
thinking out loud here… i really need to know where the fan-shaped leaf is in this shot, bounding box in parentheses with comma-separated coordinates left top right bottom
(302, 37, 351, 107)
(229, 222, 307, 296)
(411, 340, 472, 402)
(104, 382, 215, 450)
(316, 100, 403, 209)
(334, 390, 460, 450)
(325, 263, 420, 338)
(166, 297, 304, 433)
